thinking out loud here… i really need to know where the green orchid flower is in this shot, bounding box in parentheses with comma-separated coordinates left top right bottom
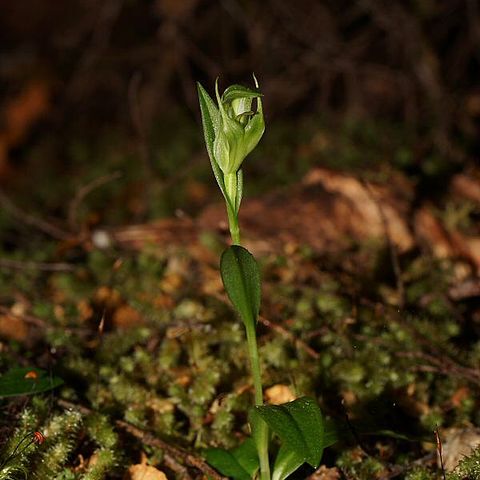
(197, 76, 265, 243)
(214, 78, 265, 175)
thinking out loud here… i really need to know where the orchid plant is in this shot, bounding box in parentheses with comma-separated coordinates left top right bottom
(197, 78, 336, 480)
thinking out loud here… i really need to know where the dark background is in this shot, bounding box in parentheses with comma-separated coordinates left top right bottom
(0, 0, 479, 223)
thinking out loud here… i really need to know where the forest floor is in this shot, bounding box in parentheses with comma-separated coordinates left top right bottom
(0, 113, 480, 480)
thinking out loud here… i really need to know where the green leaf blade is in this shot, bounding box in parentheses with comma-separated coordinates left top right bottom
(231, 437, 260, 477)
(0, 367, 63, 398)
(205, 438, 259, 480)
(255, 396, 325, 468)
(323, 418, 340, 448)
(205, 448, 251, 480)
(272, 443, 304, 480)
(197, 82, 226, 198)
(220, 245, 261, 330)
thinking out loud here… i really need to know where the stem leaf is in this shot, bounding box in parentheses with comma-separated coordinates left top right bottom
(255, 396, 325, 468)
(205, 438, 259, 480)
(197, 82, 227, 199)
(220, 245, 260, 329)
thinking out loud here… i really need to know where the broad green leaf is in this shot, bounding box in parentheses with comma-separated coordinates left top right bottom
(323, 418, 340, 448)
(197, 82, 226, 199)
(0, 367, 63, 398)
(272, 416, 337, 480)
(220, 245, 261, 330)
(255, 396, 324, 468)
(272, 443, 304, 480)
(232, 437, 260, 477)
(205, 438, 259, 480)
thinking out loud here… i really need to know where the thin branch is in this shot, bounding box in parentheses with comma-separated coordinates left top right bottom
(259, 315, 320, 360)
(67, 171, 122, 231)
(396, 351, 480, 385)
(435, 428, 446, 480)
(0, 305, 47, 328)
(128, 73, 153, 176)
(57, 399, 226, 480)
(0, 188, 70, 240)
(0, 258, 75, 272)
(212, 290, 320, 359)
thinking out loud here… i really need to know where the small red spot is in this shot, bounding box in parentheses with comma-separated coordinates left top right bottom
(33, 431, 45, 444)
(24, 371, 38, 379)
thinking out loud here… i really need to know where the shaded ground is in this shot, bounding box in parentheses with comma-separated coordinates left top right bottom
(0, 111, 480, 479)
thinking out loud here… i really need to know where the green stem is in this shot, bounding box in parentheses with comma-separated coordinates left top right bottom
(246, 323, 270, 480)
(225, 181, 269, 479)
(226, 205, 241, 245)
(245, 322, 264, 406)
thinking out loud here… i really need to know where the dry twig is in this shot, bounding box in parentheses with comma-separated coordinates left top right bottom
(68, 171, 122, 231)
(0, 188, 70, 240)
(0, 305, 46, 328)
(0, 258, 75, 272)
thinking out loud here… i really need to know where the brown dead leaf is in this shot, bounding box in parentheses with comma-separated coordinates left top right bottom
(125, 464, 168, 480)
(171, 367, 191, 387)
(155, 0, 198, 20)
(450, 387, 470, 407)
(302, 167, 414, 251)
(3, 82, 49, 145)
(160, 273, 183, 294)
(77, 299, 94, 322)
(341, 390, 357, 407)
(466, 93, 480, 116)
(99, 167, 480, 270)
(147, 398, 175, 414)
(0, 81, 50, 178)
(265, 384, 296, 405)
(185, 179, 209, 206)
(307, 465, 341, 479)
(94, 286, 122, 309)
(112, 305, 144, 329)
(451, 172, 480, 204)
(0, 314, 29, 342)
(441, 428, 480, 471)
(414, 206, 455, 259)
(152, 294, 175, 310)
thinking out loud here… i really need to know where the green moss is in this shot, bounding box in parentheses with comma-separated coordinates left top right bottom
(405, 466, 436, 480)
(337, 448, 386, 479)
(448, 445, 480, 479)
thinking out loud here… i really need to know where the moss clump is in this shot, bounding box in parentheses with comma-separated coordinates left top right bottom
(405, 466, 437, 480)
(336, 447, 386, 479)
(448, 445, 480, 480)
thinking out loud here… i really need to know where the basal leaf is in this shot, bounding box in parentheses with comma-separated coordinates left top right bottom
(231, 437, 260, 477)
(255, 396, 324, 468)
(0, 367, 63, 398)
(220, 245, 261, 330)
(205, 448, 251, 480)
(323, 418, 340, 448)
(272, 443, 304, 480)
(205, 438, 259, 480)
